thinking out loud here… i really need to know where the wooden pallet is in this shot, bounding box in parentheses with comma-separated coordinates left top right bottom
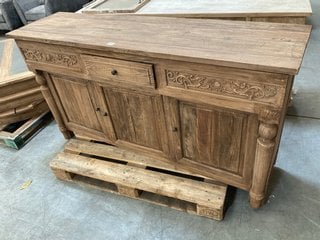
(51, 139, 228, 220)
(0, 112, 52, 149)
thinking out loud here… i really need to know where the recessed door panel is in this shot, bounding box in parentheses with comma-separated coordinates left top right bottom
(180, 103, 247, 174)
(104, 88, 168, 157)
(49, 75, 114, 142)
(164, 97, 258, 187)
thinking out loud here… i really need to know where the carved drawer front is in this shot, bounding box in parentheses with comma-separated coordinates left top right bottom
(82, 55, 155, 88)
(163, 65, 287, 107)
(18, 43, 82, 74)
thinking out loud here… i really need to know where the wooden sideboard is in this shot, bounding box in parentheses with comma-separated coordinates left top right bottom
(8, 13, 311, 208)
(79, 0, 312, 24)
(0, 39, 48, 125)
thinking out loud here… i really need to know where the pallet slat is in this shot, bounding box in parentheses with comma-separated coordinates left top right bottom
(51, 152, 225, 208)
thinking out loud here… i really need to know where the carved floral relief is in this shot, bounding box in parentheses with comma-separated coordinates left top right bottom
(166, 70, 281, 101)
(22, 48, 78, 67)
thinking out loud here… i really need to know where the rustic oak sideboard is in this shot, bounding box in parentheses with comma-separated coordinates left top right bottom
(0, 39, 48, 125)
(79, 0, 312, 24)
(8, 13, 311, 208)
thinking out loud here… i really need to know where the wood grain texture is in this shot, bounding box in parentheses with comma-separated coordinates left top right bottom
(7, 13, 311, 74)
(250, 123, 278, 208)
(51, 76, 102, 131)
(164, 65, 288, 106)
(10, 14, 311, 209)
(105, 87, 169, 156)
(50, 151, 226, 220)
(0, 39, 49, 125)
(82, 54, 155, 88)
(0, 39, 14, 79)
(138, 0, 312, 17)
(36, 73, 72, 139)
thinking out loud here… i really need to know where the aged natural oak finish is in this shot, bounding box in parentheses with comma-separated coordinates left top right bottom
(8, 13, 311, 208)
(80, 0, 312, 24)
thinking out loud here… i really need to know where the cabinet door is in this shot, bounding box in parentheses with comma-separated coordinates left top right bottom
(48, 75, 115, 142)
(104, 87, 169, 159)
(164, 97, 258, 188)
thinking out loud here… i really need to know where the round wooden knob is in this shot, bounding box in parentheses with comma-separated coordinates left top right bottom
(111, 69, 118, 75)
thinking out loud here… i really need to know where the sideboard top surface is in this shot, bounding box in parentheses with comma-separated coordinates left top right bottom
(138, 0, 312, 17)
(8, 12, 312, 75)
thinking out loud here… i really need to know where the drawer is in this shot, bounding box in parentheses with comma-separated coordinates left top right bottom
(161, 63, 288, 107)
(82, 55, 155, 88)
(17, 42, 83, 74)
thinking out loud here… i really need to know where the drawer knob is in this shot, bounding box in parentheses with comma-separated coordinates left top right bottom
(111, 69, 118, 75)
(95, 107, 100, 112)
(102, 112, 108, 116)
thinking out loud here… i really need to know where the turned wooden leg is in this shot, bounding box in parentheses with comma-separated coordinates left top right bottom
(249, 123, 278, 208)
(35, 72, 73, 139)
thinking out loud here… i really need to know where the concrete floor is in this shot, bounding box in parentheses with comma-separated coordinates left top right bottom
(1, 1, 320, 239)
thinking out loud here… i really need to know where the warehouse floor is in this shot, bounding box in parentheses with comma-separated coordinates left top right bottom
(1, 1, 320, 239)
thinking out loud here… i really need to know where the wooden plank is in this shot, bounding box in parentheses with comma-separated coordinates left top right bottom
(0, 71, 35, 88)
(7, 13, 312, 75)
(0, 87, 41, 105)
(0, 97, 48, 125)
(216, 112, 243, 173)
(137, 0, 312, 17)
(51, 152, 226, 208)
(0, 39, 14, 79)
(50, 151, 227, 219)
(0, 39, 48, 126)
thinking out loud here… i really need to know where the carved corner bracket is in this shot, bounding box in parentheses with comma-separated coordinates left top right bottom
(258, 108, 281, 124)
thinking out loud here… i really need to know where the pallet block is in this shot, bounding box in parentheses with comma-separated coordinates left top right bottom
(50, 139, 228, 220)
(0, 112, 52, 149)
